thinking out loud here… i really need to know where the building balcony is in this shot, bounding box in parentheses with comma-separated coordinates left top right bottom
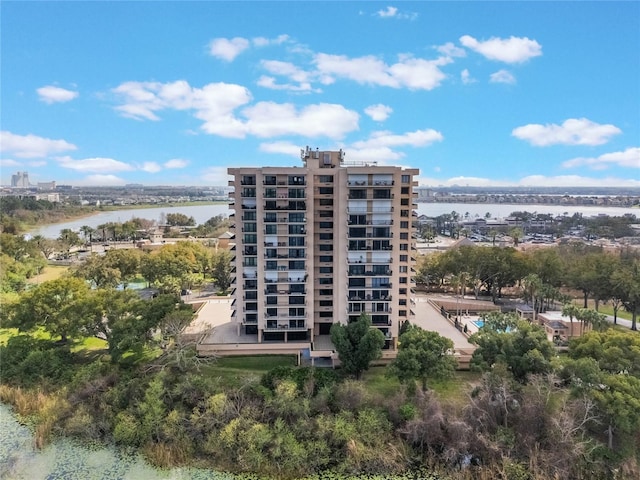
(347, 294, 392, 301)
(347, 180, 394, 187)
(349, 307, 392, 314)
(263, 322, 308, 332)
(346, 207, 394, 214)
(347, 257, 392, 264)
(264, 275, 308, 284)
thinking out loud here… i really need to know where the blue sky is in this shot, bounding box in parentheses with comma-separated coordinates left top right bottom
(2, 1, 639, 187)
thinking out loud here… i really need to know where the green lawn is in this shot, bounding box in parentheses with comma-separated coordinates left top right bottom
(27, 265, 69, 285)
(0, 327, 108, 352)
(201, 355, 297, 387)
(362, 366, 481, 406)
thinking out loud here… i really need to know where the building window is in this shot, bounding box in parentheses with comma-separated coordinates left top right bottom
(320, 300, 333, 307)
(319, 221, 333, 228)
(319, 266, 333, 273)
(319, 278, 333, 285)
(399, 310, 407, 317)
(318, 175, 334, 183)
(400, 221, 408, 228)
(319, 233, 333, 240)
(264, 224, 277, 234)
(400, 243, 408, 250)
(400, 277, 408, 284)
(319, 255, 333, 262)
(399, 265, 408, 273)
(319, 244, 333, 251)
(401, 198, 409, 206)
(401, 187, 409, 194)
(399, 298, 407, 306)
(289, 213, 305, 222)
(319, 312, 333, 318)
(289, 237, 305, 246)
(400, 210, 409, 217)
(319, 289, 333, 296)
(318, 187, 333, 195)
(400, 232, 408, 239)
(319, 210, 333, 217)
(401, 175, 410, 184)
(319, 198, 333, 206)
(289, 224, 305, 234)
(400, 255, 408, 262)
(399, 288, 407, 295)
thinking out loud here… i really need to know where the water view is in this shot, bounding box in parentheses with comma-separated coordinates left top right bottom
(29, 203, 639, 239)
(0, 404, 234, 480)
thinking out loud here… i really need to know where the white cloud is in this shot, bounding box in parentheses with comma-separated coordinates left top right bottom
(256, 76, 316, 93)
(73, 174, 127, 186)
(562, 147, 640, 170)
(377, 6, 398, 17)
(259, 141, 302, 156)
(461, 69, 476, 84)
(512, 118, 622, 146)
(252, 34, 289, 47)
(141, 162, 162, 173)
(113, 80, 360, 140)
(37, 85, 79, 104)
(417, 174, 640, 188)
(364, 104, 393, 122)
(460, 35, 542, 63)
(0, 131, 77, 158)
(208, 37, 250, 61)
(376, 6, 418, 20)
(516, 175, 640, 187)
(490, 69, 516, 84)
(436, 42, 466, 58)
(201, 166, 231, 184)
(241, 102, 359, 139)
(0, 159, 20, 167)
(314, 53, 449, 91)
(57, 156, 135, 173)
(352, 129, 443, 149)
(346, 128, 443, 164)
(164, 158, 188, 169)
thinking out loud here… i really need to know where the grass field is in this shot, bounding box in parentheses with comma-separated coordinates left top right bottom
(27, 265, 69, 284)
(201, 355, 297, 387)
(362, 366, 481, 407)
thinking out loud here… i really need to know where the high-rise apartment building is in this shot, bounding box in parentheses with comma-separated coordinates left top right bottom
(11, 171, 30, 188)
(227, 148, 419, 354)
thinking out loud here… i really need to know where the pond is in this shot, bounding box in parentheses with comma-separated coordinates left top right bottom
(0, 403, 235, 480)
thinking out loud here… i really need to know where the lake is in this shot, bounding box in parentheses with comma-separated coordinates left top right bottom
(0, 403, 234, 479)
(29, 203, 639, 239)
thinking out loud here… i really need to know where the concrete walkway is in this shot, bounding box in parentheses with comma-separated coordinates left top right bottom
(413, 295, 476, 350)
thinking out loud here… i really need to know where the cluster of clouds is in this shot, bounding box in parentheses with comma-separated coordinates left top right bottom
(0, 130, 188, 182)
(3, 5, 637, 187)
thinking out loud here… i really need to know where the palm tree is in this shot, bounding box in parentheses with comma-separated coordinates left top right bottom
(562, 303, 581, 338)
(79, 225, 95, 252)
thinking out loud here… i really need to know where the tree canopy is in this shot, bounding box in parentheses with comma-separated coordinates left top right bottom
(388, 324, 456, 391)
(330, 313, 385, 379)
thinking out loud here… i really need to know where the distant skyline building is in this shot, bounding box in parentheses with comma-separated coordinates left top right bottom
(227, 148, 419, 354)
(10, 171, 30, 188)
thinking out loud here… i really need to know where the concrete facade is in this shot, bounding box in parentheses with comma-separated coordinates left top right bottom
(227, 148, 419, 354)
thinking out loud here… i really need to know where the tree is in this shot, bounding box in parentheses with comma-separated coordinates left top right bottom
(565, 330, 640, 449)
(469, 314, 555, 383)
(562, 303, 581, 338)
(7, 277, 91, 342)
(166, 213, 196, 227)
(30, 234, 58, 260)
(388, 325, 456, 391)
(611, 257, 640, 331)
(211, 249, 233, 292)
(509, 227, 524, 246)
(330, 313, 384, 379)
(74, 254, 122, 289)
